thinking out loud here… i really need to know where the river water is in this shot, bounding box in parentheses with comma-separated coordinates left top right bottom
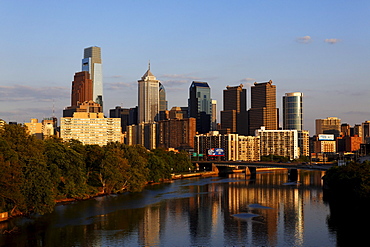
(0, 169, 367, 246)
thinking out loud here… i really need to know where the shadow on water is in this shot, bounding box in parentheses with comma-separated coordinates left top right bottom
(324, 190, 370, 247)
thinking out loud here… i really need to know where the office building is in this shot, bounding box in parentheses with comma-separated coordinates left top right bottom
(60, 112, 121, 146)
(71, 71, 93, 107)
(188, 81, 212, 134)
(298, 130, 310, 157)
(256, 127, 299, 160)
(138, 65, 160, 123)
(157, 118, 196, 150)
(313, 134, 336, 153)
(82, 46, 103, 106)
(126, 122, 157, 150)
(248, 81, 278, 135)
(110, 106, 130, 133)
(283, 92, 303, 131)
(315, 117, 341, 137)
(169, 107, 188, 120)
(194, 131, 260, 161)
(63, 100, 102, 117)
(211, 100, 217, 131)
(221, 84, 248, 135)
(362, 121, 370, 144)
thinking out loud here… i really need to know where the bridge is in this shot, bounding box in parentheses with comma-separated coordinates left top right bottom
(192, 160, 331, 181)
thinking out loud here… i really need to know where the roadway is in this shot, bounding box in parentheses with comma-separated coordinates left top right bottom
(192, 160, 333, 171)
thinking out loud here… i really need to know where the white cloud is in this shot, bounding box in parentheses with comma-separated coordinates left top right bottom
(324, 38, 341, 44)
(296, 36, 312, 44)
(0, 84, 69, 102)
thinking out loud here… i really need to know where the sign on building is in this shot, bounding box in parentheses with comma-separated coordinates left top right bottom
(208, 148, 225, 156)
(318, 134, 335, 141)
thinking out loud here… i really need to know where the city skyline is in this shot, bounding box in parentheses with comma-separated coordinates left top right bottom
(1, 1, 369, 134)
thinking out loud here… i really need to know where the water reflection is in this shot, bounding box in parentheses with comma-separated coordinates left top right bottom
(0, 169, 338, 246)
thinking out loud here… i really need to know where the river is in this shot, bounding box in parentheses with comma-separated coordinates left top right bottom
(0, 169, 368, 246)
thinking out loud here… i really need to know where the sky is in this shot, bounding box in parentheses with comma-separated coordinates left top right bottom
(1, 0, 369, 134)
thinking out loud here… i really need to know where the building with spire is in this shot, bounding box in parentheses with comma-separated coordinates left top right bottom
(138, 63, 161, 123)
(82, 46, 103, 107)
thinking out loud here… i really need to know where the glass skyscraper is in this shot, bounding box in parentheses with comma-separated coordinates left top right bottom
(283, 92, 303, 131)
(188, 81, 212, 134)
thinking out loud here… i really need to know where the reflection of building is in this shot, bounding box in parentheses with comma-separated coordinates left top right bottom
(60, 112, 121, 146)
(248, 81, 278, 135)
(283, 92, 303, 131)
(315, 117, 341, 137)
(138, 65, 160, 123)
(188, 81, 212, 134)
(256, 127, 299, 160)
(157, 118, 196, 150)
(194, 131, 260, 161)
(82, 46, 103, 106)
(221, 84, 248, 135)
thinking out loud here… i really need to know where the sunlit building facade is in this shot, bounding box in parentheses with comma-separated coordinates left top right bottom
(60, 112, 121, 146)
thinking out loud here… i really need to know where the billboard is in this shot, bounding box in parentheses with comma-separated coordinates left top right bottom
(318, 134, 334, 141)
(208, 148, 225, 156)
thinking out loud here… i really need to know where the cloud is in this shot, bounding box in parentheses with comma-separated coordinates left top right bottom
(160, 74, 201, 87)
(296, 36, 312, 44)
(324, 38, 341, 44)
(105, 81, 136, 90)
(0, 84, 69, 102)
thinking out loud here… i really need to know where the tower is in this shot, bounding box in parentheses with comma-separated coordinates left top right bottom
(221, 84, 248, 135)
(248, 80, 278, 135)
(82, 46, 103, 107)
(71, 71, 93, 107)
(138, 64, 160, 123)
(188, 81, 212, 134)
(283, 92, 303, 131)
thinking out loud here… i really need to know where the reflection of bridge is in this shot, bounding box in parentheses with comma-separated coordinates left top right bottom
(192, 161, 331, 180)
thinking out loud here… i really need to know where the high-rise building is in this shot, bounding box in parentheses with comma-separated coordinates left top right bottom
(71, 71, 93, 107)
(82, 46, 103, 106)
(138, 65, 160, 123)
(315, 117, 341, 137)
(283, 92, 303, 131)
(60, 112, 121, 146)
(211, 100, 217, 131)
(110, 106, 130, 133)
(157, 118, 196, 150)
(362, 121, 370, 144)
(194, 131, 260, 161)
(256, 127, 299, 160)
(248, 80, 278, 135)
(221, 84, 248, 135)
(188, 81, 212, 134)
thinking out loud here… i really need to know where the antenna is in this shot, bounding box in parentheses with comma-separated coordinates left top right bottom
(148, 60, 151, 70)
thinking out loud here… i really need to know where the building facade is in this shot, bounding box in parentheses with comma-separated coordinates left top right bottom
(283, 92, 303, 131)
(248, 81, 278, 135)
(315, 117, 341, 137)
(60, 112, 121, 146)
(138, 66, 160, 123)
(194, 131, 260, 161)
(157, 118, 196, 150)
(221, 84, 248, 135)
(188, 81, 212, 134)
(71, 71, 93, 107)
(82, 46, 103, 106)
(126, 122, 157, 150)
(256, 127, 299, 160)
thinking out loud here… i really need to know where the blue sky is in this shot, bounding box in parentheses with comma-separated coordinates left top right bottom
(1, 0, 369, 133)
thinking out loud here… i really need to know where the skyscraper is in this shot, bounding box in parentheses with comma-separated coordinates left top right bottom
(82, 46, 103, 107)
(248, 80, 278, 135)
(221, 84, 248, 135)
(71, 71, 93, 107)
(315, 117, 341, 137)
(138, 64, 160, 123)
(188, 81, 212, 134)
(283, 92, 303, 131)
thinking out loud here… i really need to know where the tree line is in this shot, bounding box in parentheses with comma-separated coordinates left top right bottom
(0, 123, 193, 216)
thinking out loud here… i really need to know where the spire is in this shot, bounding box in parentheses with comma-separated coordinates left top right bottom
(148, 60, 151, 71)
